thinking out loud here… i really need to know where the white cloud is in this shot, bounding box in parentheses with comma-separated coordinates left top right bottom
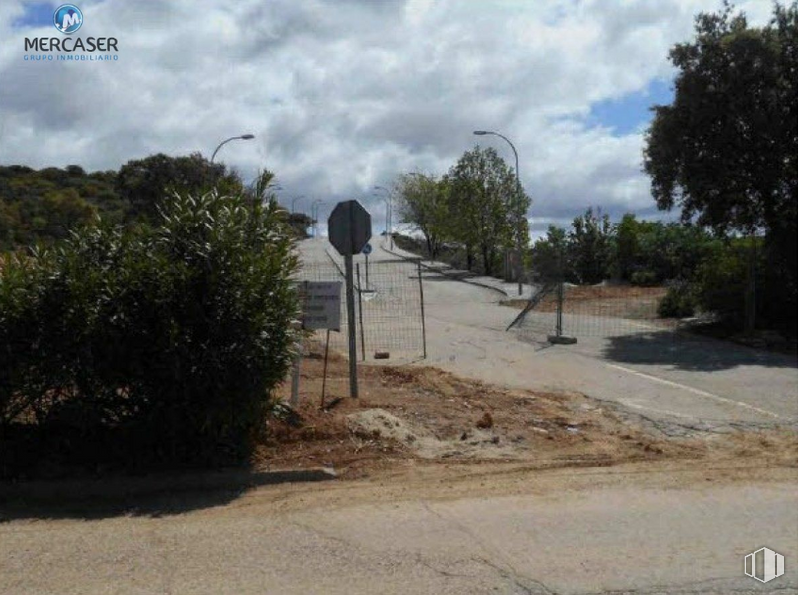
(0, 0, 773, 230)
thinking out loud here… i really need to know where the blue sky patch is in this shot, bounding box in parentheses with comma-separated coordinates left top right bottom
(12, 2, 55, 29)
(588, 79, 673, 135)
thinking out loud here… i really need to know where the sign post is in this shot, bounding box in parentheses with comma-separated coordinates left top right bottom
(328, 200, 372, 399)
(293, 281, 342, 406)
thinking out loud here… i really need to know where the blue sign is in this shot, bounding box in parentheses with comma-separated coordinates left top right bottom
(54, 4, 83, 35)
(362, 243, 372, 255)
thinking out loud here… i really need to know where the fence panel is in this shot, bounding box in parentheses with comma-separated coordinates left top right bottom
(514, 281, 682, 342)
(297, 257, 426, 361)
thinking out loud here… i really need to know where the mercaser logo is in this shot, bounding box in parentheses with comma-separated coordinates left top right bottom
(23, 4, 119, 61)
(54, 4, 83, 35)
(745, 547, 785, 584)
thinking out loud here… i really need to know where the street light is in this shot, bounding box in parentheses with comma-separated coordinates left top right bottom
(473, 129, 525, 295)
(210, 134, 255, 163)
(311, 199, 323, 238)
(373, 185, 393, 248)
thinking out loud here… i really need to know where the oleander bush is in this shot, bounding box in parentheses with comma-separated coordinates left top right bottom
(0, 189, 299, 477)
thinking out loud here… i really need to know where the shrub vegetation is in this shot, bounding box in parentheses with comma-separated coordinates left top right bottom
(0, 187, 299, 477)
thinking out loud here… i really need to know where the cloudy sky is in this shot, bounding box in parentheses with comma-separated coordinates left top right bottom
(0, 0, 772, 236)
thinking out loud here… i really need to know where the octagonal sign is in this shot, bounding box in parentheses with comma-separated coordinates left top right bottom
(328, 200, 372, 255)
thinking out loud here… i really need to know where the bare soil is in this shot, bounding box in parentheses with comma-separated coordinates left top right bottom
(260, 342, 797, 479)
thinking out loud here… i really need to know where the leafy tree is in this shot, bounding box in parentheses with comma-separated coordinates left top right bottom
(395, 173, 451, 260)
(116, 153, 243, 221)
(529, 225, 569, 281)
(0, 166, 111, 249)
(615, 214, 641, 280)
(644, 2, 797, 330)
(569, 207, 613, 284)
(448, 146, 531, 275)
(286, 212, 312, 239)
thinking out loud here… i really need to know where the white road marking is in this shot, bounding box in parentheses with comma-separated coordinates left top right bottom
(605, 363, 782, 419)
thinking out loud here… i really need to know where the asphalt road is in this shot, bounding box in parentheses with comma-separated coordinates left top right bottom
(301, 238, 798, 435)
(2, 464, 795, 595)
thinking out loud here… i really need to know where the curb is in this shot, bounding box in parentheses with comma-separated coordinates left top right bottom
(379, 242, 511, 298)
(0, 467, 336, 504)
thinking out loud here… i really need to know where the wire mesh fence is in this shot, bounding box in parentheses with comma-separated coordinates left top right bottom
(296, 255, 426, 361)
(514, 282, 682, 342)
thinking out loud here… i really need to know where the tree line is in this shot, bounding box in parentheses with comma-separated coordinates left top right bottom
(0, 154, 309, 252)
(394, 145, 531, 277)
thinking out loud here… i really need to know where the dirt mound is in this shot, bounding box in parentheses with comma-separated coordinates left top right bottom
(347, 409, 419, 444)
(346, 408, 525, 460)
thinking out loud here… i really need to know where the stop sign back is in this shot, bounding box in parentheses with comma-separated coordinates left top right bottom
(328, 200, 372, 255)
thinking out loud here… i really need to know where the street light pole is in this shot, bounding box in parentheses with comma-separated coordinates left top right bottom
(473, 130, 524, 295)
(210, 134, 255, 164)
(373, 185, 393, 249)
(311, 199, 323, 238)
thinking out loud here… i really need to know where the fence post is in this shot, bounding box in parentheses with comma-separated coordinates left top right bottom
(549, 247, 577, 345)
(745, 235, 757, 336)
(344, 253, 359, 398)
(418, 260, 427, 359)
(356, 263, 366, 361)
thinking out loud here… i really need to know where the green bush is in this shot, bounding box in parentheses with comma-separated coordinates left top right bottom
(658, 281, 697, 318)
(630, 269, 659, 287)
(693, 246, 748, 326)
(0, 190, 299, 472)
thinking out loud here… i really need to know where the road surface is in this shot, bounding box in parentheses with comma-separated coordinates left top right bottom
(301, 238, 797, 435)
(1, 463, 795, 594)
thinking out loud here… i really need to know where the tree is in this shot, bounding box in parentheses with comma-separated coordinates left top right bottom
(529, 225, 569, 281)
(644, 2, 797, 329)
(394, 173, 450, 260)
(615, 214, 641, 281)
(116, 153, 243, 221)
(448, 146, 531, 275)
(0, 165, 119, 249)
(569, 207, 613, 284)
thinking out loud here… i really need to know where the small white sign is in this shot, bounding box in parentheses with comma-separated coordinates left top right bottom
(745, 547, 785, 584)
(301, 281, 342, 331)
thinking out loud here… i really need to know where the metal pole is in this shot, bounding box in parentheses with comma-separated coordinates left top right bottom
(556, 248, 564, 337)
(290, 342, 302, 407)
(320, 329, 331, 408)
(344, 253, 359, 398)
(290, 282, 306, 407)
(375, 186, 394, 249)
(312, 200, 323, 238)
(210, 134, 254, 164)
(474, 130, 523, 295)
(745, 234, 757, 336)
(503, 136, 523, 296)
(356, 263, 366, 362)
(418, 261, 427, 359)
(365, 253, 370, 289)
